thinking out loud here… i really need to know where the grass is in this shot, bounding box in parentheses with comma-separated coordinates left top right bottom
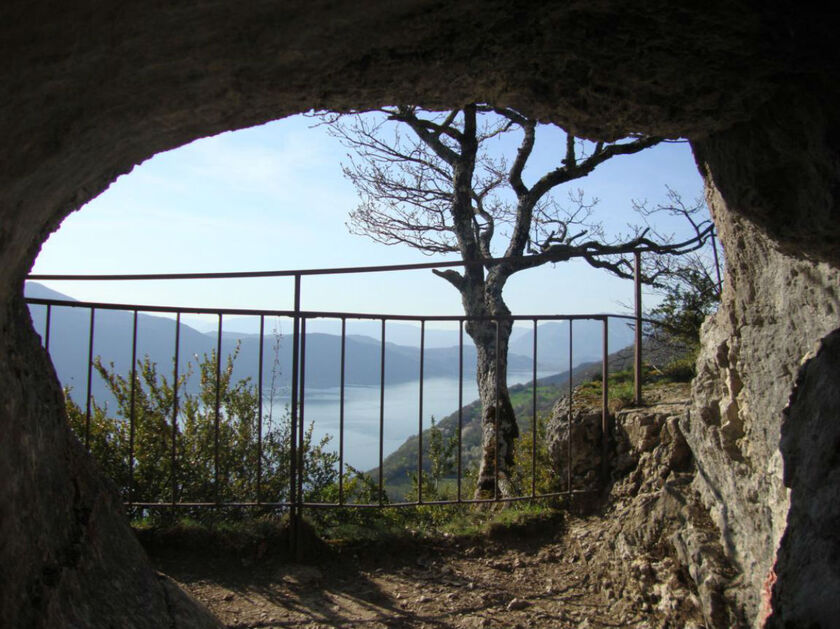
(133, 356, 696, 556)
(576, 356, 696, 410)
(132, 499, 566, 558)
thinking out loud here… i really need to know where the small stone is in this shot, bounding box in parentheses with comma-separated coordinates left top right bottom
(280, 565, 323, 586)
(506, 597, 530, 611)
(489, 559, 513, 572)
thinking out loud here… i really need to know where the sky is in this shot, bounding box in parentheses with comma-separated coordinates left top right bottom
(29, 112, 706, 330)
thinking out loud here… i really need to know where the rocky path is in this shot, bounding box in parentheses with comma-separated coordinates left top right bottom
(153, 514, 701, 629)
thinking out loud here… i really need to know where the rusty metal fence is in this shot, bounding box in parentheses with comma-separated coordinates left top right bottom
(26, 255, 651, 544)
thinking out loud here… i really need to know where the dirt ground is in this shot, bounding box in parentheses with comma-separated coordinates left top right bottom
(151, 512, 702, 629)
(149, 385, 714, 629)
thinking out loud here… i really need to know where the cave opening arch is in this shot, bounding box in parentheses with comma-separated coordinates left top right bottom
(3, 3, 840, 628)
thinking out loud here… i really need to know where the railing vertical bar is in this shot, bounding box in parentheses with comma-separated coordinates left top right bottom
(298, 318, 307, 508)
(44, 304, 51, 351)
(84, 308, 95, 451)
(172, 313, 181, 507)
(568, 319, 573, 500)
(494, 319, 500, 502)
(378, 318, 386, 506)
(601, 317, 610, 484)
(417, 320, 425, 504)
(457, 319, 463, 503)
(257, 315, 265, 504)
(339, 317, 346, 506)
(634, 251, 643, 406)
(289, 275, 301, 555)
(711, 229, 723, 295)
(128, 310, 138, 505)
(532, 319, 537, 499)
(214, 313, 222, 504)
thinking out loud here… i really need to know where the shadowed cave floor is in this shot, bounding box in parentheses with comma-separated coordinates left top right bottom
(150, 513, 703, 629)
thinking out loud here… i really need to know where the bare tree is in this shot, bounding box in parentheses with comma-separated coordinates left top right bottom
(634, 189, 724, 356)
(324, 105, 712, 498)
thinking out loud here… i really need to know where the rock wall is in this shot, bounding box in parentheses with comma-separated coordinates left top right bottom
(769, 329, 840, 627)
(687, 172, 840, 623)
(0, 295, 222, 628)
(571, 384, 742, 627)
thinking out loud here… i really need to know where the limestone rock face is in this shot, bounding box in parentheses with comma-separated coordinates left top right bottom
(687, 178, 840, 623)
(546, 394, 607, 492)
(0, 297, 222, 628)
(583, 384, 743, 628)
(768, 329, 840, 627)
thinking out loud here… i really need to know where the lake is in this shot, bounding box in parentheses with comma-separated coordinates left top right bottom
(270, 369, 553, 471)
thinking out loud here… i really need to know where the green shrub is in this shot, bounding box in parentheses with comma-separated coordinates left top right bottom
(64, 346, 339, 525)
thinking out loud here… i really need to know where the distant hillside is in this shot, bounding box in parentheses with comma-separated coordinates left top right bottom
(508, 320, 635, 369)
(372, 337, 670, 497)
(25, 283, 548, 404)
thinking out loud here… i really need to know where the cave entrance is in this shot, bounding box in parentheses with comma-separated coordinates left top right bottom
(24, 111, 715, 560)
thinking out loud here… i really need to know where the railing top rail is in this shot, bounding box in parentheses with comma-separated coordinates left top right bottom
(26, 252, 588, 282)
(25, 296, 632, 323)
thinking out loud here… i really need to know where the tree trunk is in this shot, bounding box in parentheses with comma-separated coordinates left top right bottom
(467, 316, 519, 499)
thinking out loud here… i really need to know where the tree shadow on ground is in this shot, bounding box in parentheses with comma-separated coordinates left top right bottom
(141, 511, 574, 628)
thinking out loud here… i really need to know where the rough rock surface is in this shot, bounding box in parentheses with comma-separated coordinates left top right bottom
(608, 386, 744, 628)
(687, 177, 840, 624)
(545, 383, 743, 627)
(546, 392, 608, 492)
(0, 297, 222, 628)
(767, 329, 840, 627)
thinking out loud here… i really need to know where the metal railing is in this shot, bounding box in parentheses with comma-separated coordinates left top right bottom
(27, 254, 649, 549)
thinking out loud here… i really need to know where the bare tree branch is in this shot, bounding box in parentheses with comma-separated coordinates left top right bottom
(318, 104, 706, 499)
(431, 268, 464, 291)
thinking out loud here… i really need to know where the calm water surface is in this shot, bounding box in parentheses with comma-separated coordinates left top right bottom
(270, 370, 551, 470)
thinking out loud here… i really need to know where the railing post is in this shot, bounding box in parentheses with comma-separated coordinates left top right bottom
(172, 313, 181, 508)
(711, 229, 723, 295)
(338, 317, 346, 506)
(456, 319, 463, 503)
(214, 314, 222, 505)
(378, 318, 386, 506)
(417, 320, 425, 504)
(298, 318, 307, 517)
(634, 251, 643, 406)
(128, 310, 138, 505)
(494, 319, 500, 502)
(289, 274, 301, 556)
(531, 319, 537, 499)
(567, 319, 573, 501)
(601, 317, 610, 485)
(44, 304, 51, 351)
(257, 315, 264, 504)
(84, 308, 96, 451)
